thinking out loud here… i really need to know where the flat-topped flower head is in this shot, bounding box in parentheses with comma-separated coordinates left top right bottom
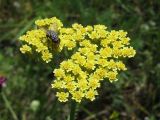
(19, 17, 136, 103)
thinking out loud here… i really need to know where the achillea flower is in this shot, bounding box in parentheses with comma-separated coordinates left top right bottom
(19, 17, 136, 103)
(19, 17, 63, 63)
(20, 45, 32, 53)
(56, 92, 69, 102)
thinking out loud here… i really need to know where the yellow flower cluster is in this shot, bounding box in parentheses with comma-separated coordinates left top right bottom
(19, 17, 63, 63)
(19, 17, 136, 103)
(51, 23, 136, 103)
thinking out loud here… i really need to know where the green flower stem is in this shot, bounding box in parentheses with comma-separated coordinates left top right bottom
(1, 92, 18, 120)
(69, 100, 78, 120)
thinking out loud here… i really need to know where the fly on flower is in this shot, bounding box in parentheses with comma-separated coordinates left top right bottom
(46, 30, 59, 44)
(46, 22, 60, 51)
(47, 22, 60, 44)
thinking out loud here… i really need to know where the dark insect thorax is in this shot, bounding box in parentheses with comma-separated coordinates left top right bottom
(46, 30, 59, 43)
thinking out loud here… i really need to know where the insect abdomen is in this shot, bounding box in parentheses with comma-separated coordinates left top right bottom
(46, 30, 59, 43)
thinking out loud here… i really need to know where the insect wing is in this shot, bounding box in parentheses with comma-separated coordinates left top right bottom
(49, 23, 58, 32)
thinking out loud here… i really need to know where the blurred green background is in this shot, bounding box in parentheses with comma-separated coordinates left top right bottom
(0, 0, 160, 120)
